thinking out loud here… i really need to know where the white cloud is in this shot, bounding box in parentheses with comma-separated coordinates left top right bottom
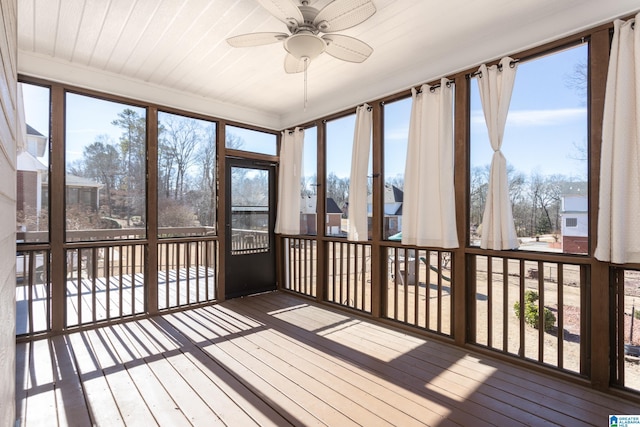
(384, 127, 409, 142)
(471, 108, 586, 127)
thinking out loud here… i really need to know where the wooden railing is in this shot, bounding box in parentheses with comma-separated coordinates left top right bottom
(468, 253, 588, 375)
(65, 243, 146, 327)
(281, 236, 317, 298)
(278, 235, 598, 377)
(230, 228, 269, 254)
(385, 246, 453, 336)
(326, 240, 372, 313)
(158, 238, 218, 310)
(16, 247, 51, 336)
(17, 226, 217, 243)
(16, 228, 219, 337)
(612, 267, 640, 393)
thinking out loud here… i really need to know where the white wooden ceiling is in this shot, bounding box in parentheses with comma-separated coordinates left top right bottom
(17, 0, 639, 130)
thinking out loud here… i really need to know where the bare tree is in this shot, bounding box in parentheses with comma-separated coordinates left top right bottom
(193, 123, 217, 227)
(158, 114, 203, 200)
(325, 173, 349, 213)
(470, 165, 490, 228)
(564, 59, 587, 101)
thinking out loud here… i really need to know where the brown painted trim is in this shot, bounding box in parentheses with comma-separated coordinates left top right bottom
(17, 75, 279, 136)
(146, 106, 159, 315)
(224, 148, 278, 163)
(465, 247, 593, 264)
(453, 74, 470, 346)
(588, 27, 612, 392)
(274, 130, 283, 291)
(50, 84, 65, 332)
(217, 121, 228, 302)
(316, 120, 327, 302)
(370, 103, 383, 318)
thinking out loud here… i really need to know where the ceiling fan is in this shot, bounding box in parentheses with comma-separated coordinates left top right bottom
(227, 0, 376, 73)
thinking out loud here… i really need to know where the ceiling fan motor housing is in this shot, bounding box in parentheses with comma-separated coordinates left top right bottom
(284, 31, 327, 60)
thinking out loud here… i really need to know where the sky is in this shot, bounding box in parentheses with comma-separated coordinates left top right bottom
(315, 43, 588, 182)
(21, 87, 277, 164)
(22, 43, 588, 183)
(471, 43, 588, 180)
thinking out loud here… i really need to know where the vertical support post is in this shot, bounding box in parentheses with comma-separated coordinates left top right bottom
(217, 121, 227, 301)
(316, 120, 327, 303)
(589, 28, 611, 390)
(370, 102, 383, 318)
(274, 131, 284, 292)
(50, 84, 66, 333)
(146, 106, 159, 315)
(453, 73, 470, 346)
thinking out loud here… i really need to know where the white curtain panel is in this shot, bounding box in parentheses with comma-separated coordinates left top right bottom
(478, 57, 519, 250)
(275, 127, 304, 234)
(347, 104, 372, 241)
(402, 79, 458, 248)
(595, 15, 640, 263)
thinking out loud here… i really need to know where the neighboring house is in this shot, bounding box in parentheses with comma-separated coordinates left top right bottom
(325, 197, 343, 235)
(61, 174, 103, 210)
(16, 150, 47, 225)
(560, 182, 588, 253)
(368, 184, 403, 238)
(17, 125, 103, 232)
(299, 195, 342, 235)
(16, 125, 48, 226)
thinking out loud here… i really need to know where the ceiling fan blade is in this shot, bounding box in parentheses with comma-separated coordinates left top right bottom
(322, 34, 372, 63)
(313, 0, 376, 32)
(284, 53, 309, 74)
(227, 32, 288, 47)
(256, 0, 304, 28)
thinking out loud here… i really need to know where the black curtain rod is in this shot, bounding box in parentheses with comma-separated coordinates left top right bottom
(607, 23, 634, 35)
(415, 80, 453, 94)
(466, 59, 520, 79)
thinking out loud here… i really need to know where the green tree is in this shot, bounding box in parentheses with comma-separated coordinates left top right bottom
(112, 109, 146, 226)
(80, 135, 121, 217)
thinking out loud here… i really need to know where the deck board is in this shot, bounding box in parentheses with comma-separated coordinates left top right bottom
(24, 339, 57, 426)
(255, 295, 574, 425)
(50, 335, 92, 427)
(15, 291, 640, 426)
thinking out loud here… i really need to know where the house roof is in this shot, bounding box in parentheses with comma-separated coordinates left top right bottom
(17, 1, 639, 130)
(17, 151, 47, 172)
(367, 184, 403, 204)
(65, 174, 104, 189)
(26, 124, 44, 137)
(326, 198, 342, 214)
(561, 182, 588, 196)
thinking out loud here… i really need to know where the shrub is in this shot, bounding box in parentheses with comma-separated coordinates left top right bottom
(514, 290, 556, 332)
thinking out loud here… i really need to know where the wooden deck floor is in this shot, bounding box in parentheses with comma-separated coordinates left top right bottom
(15, 292, 640, 426)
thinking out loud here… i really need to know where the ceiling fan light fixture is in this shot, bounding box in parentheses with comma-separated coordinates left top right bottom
(284, 32, 326, 60)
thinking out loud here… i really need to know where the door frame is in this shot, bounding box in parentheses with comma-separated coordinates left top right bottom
(224, 156, 277, 299)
